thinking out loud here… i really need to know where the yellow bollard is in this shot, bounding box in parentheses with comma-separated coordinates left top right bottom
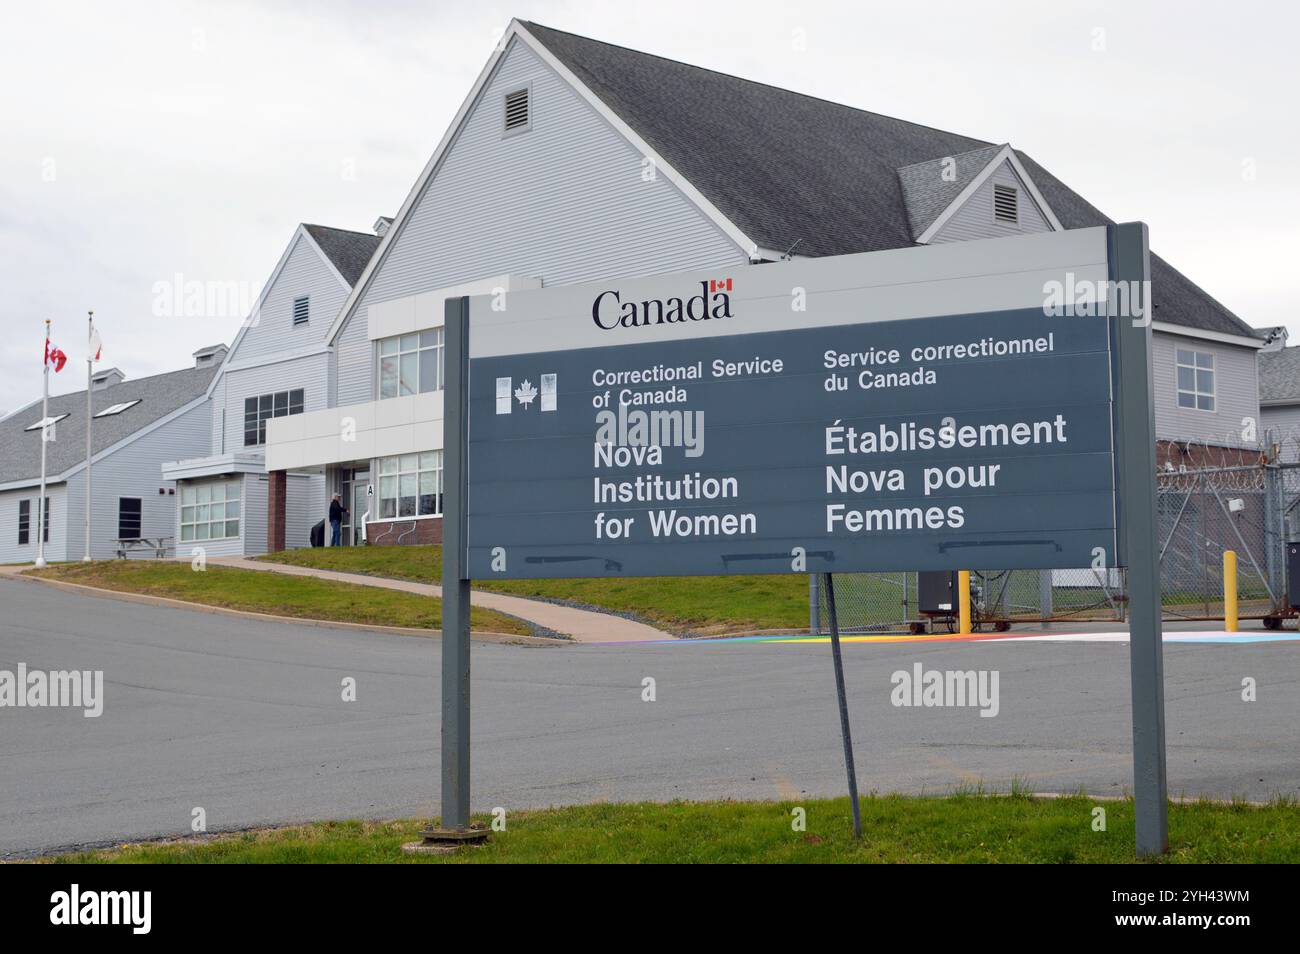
(957, 570, 972, 635)
(1223, 550, 1238, 633)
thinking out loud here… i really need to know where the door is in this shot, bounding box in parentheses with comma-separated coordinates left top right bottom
(351, 475, 370, 545)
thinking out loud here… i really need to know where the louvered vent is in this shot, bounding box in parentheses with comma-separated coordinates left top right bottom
(993, 184, 1018, 223)
(293, 296, 310, 325)
(504, 87, 530, 132)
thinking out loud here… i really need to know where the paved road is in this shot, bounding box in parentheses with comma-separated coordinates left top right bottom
(1, 578, 1297, 858)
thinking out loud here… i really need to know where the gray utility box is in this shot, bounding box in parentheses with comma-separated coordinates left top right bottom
(918, 571, 959, 615)
(1289, 542, 1300, 610)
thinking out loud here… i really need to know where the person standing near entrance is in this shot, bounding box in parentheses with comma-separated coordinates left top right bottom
(329, 493, 348, 547)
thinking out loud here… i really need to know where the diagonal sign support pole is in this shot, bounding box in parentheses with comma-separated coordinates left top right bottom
(822, 573, 862, 838)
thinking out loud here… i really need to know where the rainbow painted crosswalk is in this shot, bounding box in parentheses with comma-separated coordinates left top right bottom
(615, 629, 1300, 648)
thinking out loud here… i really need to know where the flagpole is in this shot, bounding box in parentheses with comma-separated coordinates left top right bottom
(83, 311, 94, 562)
(35, 319, 51, 568)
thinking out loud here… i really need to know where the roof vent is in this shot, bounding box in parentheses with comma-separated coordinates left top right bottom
(504, 86, 531, 133)
(91, 368, 126, 390)
(373, 216, 394, 237)
(293, 296, 310, 326)
(993, 183, 1018, 223)
(192, 343, 229, 367)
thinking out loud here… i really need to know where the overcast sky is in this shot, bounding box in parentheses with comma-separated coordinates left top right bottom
(1, 0, 1295, 414)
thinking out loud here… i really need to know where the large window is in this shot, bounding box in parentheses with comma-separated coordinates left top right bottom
(1176, 349, 1215, 411)
(17, 498, 49, 545)
(377, 452, 443, 519)
(379, 330, 443, 400)
(180, 480, 241, 541)
(118, 498, 142, 539)
(244, 389, 304, 446)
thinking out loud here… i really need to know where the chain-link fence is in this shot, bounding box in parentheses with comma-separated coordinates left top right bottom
(813, 451, 1300, 634)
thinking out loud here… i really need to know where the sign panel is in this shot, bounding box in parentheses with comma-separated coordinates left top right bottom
(465, 228, 1121, 579)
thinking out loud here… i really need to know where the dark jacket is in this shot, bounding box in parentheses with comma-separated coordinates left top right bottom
(329, 499, 346, 522)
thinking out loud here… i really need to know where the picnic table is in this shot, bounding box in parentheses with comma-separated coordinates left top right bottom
(114, 537, 174, 559)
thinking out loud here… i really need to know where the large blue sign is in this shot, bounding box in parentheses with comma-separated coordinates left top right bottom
(465, 291, 1117, 579)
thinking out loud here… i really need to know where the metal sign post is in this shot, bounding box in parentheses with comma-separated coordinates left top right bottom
(420, 295, 483, 847)
(1110, 222, 1169, 856)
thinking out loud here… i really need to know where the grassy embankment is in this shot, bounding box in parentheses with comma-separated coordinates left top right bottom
(258, 544, 821, 634)
(41, 794, 1300, 863)
(26, 560, 533, 636)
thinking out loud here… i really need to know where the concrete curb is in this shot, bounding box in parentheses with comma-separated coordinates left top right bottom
(4, 571, 563, 648)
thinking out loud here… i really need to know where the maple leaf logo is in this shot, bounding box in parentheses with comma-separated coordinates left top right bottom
(514, 379, 538, 408)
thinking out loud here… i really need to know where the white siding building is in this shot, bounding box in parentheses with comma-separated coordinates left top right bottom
(1259, 340, 1300, 462)
(162, 223, 380, 554)
(0, 359, 216, 563)
(246, 19, 1264, 549)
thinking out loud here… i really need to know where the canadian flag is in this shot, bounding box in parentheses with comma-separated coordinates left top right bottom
(44, 337, 67, 372)
(89, 324, 103, 362)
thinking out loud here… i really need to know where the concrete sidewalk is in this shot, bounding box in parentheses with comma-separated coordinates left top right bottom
(208, 556, 672, 644)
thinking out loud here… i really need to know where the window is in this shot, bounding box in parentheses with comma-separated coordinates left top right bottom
(1176, 348, 1215, 411)
(293, 296, 310, 326)
(504, 85, 530, 132)
(378, 329, 443, 399)
(95, 400, 141, 418)
(377, 452, 443, 519)
(179, 480, 240, 542)
(118, 498, 142, 539)
(243, 389, 304, 446)
(17, 498, 49, 545)
(993, 183, 1018, 223)
(24, 413, 68, 432)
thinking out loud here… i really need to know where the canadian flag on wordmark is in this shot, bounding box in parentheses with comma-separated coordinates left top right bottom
(44, 336, 67, 372)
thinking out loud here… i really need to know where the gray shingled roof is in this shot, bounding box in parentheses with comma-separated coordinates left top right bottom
(1259, 346, 1300, 405)
(524, 22, 1259, 341)
(303, 224, 381, 287)
(898, 144, 1004, 239)
(0, 364, 217, 486)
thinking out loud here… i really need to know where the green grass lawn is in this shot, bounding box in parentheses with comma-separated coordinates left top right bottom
(27, 561, 533, 636)
(258, 545, 819, 634)
(41, 795, 1300, 863)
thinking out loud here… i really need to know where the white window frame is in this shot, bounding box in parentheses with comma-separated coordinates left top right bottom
(243, 388, 305, 446)
(179, 478, 241, 542)
(118, 496, 143, 540)
(17, 497, 48, 545)
(1175, 348, 1216, 412)
(378, 329, 444, 400)
(376, 452, 443, 520)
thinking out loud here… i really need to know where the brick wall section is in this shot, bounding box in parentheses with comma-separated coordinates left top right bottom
(366, 517, 442, 546)
(267, 470, 287, 552)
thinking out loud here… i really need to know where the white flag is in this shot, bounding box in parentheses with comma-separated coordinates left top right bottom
(89, 324, 103, 362)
